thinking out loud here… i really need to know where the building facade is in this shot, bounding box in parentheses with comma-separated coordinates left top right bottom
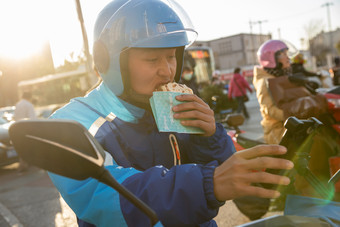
(192, 33, 271, 83)
(309, 28, 340, 68)
(193, 33, 271, 71)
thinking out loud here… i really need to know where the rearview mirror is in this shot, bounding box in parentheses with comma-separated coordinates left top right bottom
(9, 119, 106, 180)
(9, 119, 158, 225)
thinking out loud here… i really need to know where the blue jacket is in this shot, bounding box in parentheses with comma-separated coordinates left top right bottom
(48, 82, 236, 226)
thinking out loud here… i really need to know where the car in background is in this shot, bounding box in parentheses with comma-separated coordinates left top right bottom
(0, 103, 62, 168)
(0, 117, 18, 167)
(0, 106, 15, 122)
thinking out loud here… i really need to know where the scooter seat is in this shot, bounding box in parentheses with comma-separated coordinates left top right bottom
(237, 132, 265, 146)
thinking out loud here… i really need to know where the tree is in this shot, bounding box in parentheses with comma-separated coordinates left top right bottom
(55, 51, 87, 73)
(304, 19, 324, 49)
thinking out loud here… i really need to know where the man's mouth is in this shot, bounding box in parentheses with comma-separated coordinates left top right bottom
(155, 81, 171, 90)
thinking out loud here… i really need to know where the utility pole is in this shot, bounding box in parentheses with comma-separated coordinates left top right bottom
(249, 19, 268, 64)
(251, 20, 268, 44)
(252, 20, 268, 35)
(321, 2, 334, 65)
(75, 0, 96, 85)
(278, 28, 281, 40)
(322, 2, 333, 32)
(249, 20, 256, 65)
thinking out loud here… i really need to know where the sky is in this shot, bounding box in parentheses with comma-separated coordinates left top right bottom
(0, 0, 339, 67)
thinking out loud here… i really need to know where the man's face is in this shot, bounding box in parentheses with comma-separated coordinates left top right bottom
(128, 48, 177, 95)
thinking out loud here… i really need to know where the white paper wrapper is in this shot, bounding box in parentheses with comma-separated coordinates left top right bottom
(150, 91, 204, 134)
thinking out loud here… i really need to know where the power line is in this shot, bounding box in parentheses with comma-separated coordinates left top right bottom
(248, 6, 320, 35)
(268, 7, 320, 23)
(250, 20, 268, 35)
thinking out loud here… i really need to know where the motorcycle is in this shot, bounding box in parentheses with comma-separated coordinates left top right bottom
(238, 117, 340, 227)
(9, 120, 159, 226)
(221, 113, 264, 151)
(221, 75, 340, 221)
(210, 95, 234, 122)
(8, 119, 340, 227)
(220, 72, 333, 152)
(6, 75, 340, 226)
(224, 74, 340, 184)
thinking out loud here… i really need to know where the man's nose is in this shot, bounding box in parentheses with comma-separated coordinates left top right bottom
(158, 58, 173, 78)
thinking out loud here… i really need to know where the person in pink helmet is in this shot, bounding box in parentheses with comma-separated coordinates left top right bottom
(253, 40, 335, 201)
(253, 39, 328, 144)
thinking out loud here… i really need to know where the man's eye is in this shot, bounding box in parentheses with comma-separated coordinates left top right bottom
(168, 55, 176, 60)
(146, 58, 157, 62)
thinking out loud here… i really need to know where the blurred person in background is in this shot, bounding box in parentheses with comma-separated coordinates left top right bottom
(330, 56, 340, 86)
(253, 39, 328, 145)
(291, 53, 323, 89)
(291, 53, 320, 78)
(179, 65, 200, 96)
(14, 91, 36, 172)
(211, 70, 222, 87)
(253, 40, 335, 200)
(228, 67, 253, 119)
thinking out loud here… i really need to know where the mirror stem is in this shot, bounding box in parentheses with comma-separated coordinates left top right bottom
(98, 169, 159, 226)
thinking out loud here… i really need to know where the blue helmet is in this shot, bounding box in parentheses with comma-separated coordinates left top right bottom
(93, 0, 197, 95)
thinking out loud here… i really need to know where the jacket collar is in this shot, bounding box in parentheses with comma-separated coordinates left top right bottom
(80, 82, 146, 123)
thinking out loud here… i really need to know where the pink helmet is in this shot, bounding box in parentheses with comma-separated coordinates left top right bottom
(257, 40, 288, 68)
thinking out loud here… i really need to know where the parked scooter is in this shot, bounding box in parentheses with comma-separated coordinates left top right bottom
(221, 113, 264, 151)
(210, 95, 234, 122)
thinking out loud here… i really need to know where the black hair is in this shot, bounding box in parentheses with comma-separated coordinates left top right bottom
(182, 66, 192, 72)
(335, 56, 340, 66)
(234, 67, 241, 73)
(263, 48, 291, 77)
(274, 49, 287, 69)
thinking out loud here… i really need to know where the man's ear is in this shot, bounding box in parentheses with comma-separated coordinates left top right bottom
(93, 40, 109, 74)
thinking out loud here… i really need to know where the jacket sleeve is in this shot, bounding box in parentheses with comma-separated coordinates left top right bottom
(48, 165, 139, 227)
(47, 105, 224, 226)
(228, 80, 234, 99)
(183, 123, 236, 165)
(48, 160, 222, 227)
(254, 77, 285, 122)
(120, 161, 222, 226)
(120, 124, 234, 226)
(241, 76, 252, 93)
